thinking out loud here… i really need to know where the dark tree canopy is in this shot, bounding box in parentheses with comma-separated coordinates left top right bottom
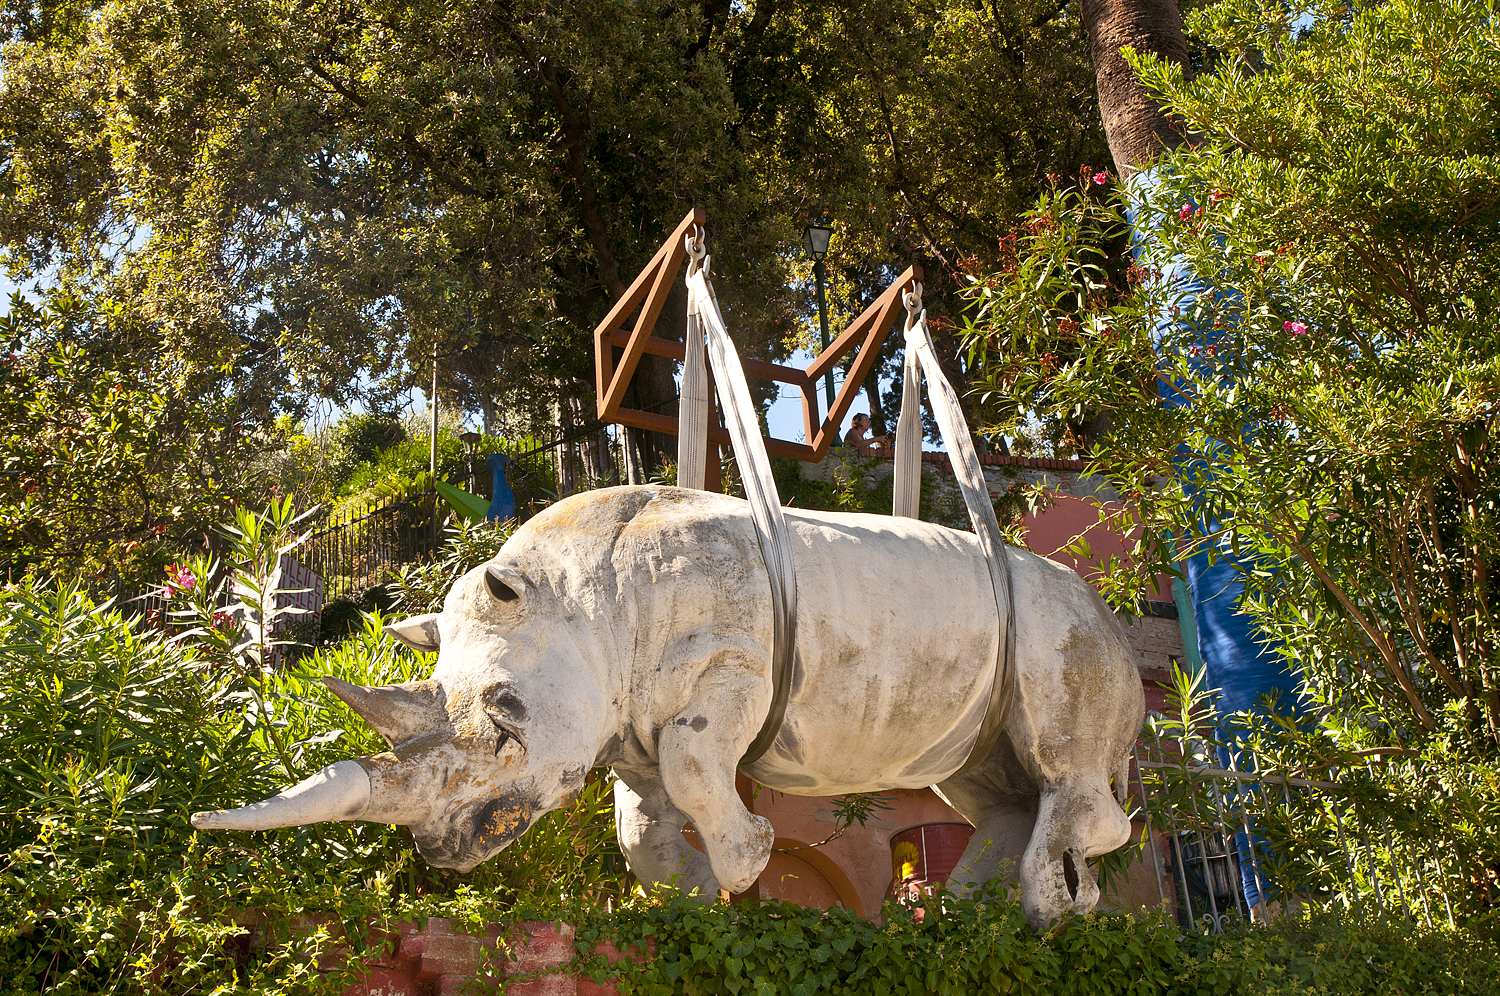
(0, 0, 1109, 441)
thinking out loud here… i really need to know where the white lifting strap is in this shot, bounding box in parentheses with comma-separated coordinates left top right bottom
(892, 283, 1017, 771)
(677, 229, 799, 766)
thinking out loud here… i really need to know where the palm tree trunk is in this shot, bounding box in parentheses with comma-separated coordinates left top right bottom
(1079, 0, 1189, 177)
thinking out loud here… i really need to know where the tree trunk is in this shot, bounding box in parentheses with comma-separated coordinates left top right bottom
(1079, 0, 1189, 177)
(862, 362, 888, 439)
(480, 393, 498, 437)
(623, 426, 645, 484)
(554, 395, 578, 497)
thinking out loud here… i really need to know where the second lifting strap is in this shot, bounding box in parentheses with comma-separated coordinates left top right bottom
(892, 283, 1017, 771)
(678, 234, 1014, 773)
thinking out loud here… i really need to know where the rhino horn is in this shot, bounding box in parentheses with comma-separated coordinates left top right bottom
(191, 756, 437, 832)
(191, 759, 371, 831)
(384, 612, 441, 651)
(324, 676, 449, 746)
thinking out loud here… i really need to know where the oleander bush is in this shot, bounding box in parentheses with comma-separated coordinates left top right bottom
(0, 505, 627, 995)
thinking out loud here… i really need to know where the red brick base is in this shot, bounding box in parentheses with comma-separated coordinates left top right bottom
(329, 918, 646, 996)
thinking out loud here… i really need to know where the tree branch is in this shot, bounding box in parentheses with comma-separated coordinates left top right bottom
(503, 31, 625, 301)
(304, 61, 482, 198)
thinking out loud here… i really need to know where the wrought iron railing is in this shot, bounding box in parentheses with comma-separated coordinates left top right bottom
(302, 420, 643, 603)
(1129, 731, 1462, 932)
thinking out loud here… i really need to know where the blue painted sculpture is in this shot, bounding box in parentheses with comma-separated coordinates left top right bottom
(1130, 168, 1303, 914)
(486, 452, 517, 523)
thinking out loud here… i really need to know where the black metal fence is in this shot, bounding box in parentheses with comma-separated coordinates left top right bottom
(301, 489, 445, 603)
(303, 422, 638, 604)
(1130, 729, 1460, 932)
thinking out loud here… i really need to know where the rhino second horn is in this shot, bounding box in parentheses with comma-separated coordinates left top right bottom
(324, 676, 449, 746)
(384, 612, 441, 651)
(190, 760, 371, 831)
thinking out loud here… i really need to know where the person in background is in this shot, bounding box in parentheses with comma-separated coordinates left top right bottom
(843, 413, 891, 456)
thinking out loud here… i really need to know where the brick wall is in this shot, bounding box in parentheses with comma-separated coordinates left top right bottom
(313, 918, 644, 996)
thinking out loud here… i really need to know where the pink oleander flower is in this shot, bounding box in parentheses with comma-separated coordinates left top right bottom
(163, 563, 197, 597)
(1284, 321, 1308, 336)
(1178, 203, 1194, 221)
(1093, 172, 1108, 186)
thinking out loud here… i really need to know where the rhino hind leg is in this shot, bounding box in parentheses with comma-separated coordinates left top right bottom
(938, 738, 1131, 926)
(656, 666, 775, 894)
(1017, 771, 1131, 926)
(933, 779, 1037, 897)
(612, 765, 719, 900)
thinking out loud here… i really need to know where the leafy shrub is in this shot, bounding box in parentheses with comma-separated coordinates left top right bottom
(324, 415, 408, 492)
(389, 516, 516, 615)
(0, 295, 265, 588)
(0, 504, 625, 994)
(570, 889, 1499, 996)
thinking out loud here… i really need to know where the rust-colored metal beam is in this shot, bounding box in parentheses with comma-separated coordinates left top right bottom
(593, 209, 920, 465)
(595, 208, 705, 417)
(605, 329, 810, 389)
(802, 265, 919, 460)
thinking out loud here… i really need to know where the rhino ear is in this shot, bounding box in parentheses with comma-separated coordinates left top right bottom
(384, 613, 441, 651)
(324, 677, 449, 746)
(485, 565, 527, 606)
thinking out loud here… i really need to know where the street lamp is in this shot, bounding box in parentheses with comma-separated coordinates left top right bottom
(804, 221, 836, 418)
(459, 431, 481, 490)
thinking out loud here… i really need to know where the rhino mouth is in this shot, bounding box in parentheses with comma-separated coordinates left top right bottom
(413, 789, 542, 872)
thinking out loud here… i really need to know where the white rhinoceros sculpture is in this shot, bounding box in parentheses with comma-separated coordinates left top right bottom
(192, 486, 1144, 925)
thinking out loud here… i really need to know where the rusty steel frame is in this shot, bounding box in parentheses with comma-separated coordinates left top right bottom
(594, 208, 921, 463)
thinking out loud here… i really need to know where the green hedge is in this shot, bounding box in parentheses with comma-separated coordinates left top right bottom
(567, 890, 1498, 996)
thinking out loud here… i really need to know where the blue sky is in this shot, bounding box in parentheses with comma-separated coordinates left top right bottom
(758, 347, 871, 444)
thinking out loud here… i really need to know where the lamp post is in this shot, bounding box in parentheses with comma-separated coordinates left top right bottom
(459, 431, 481, 490)
(429, 347, 439, 477)
(804, 221, 835, 417)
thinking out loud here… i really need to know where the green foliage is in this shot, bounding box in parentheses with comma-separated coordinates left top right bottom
(0, 0, 1110, 440)
(961, 174, 1130, 458)
(964, 0, 1500, 738)
(0, 503, 625, 994)
(770, 453, 1031, 540)
(570, 889, 1498, 996)
(389, 516, 517, 615)
(1168, 913, 1500, 995)
(325, 415, 407, 491)
(0, 293, 265, 587)
(0, 575, 402, 995)
(1134, 663, 1500, 936)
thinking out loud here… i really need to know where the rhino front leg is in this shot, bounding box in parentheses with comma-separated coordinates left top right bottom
(657, 667, 775, 894)
(612, 765, 718, 899)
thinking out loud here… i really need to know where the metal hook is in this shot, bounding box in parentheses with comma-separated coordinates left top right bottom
(685, 226, 710, 279)
(902, 280, 924, 333)
(902, 280, 923, 313)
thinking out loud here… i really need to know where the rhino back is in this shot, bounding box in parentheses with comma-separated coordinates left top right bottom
(527, 487, 1000, 794)
(504, 487, 1135, 797)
